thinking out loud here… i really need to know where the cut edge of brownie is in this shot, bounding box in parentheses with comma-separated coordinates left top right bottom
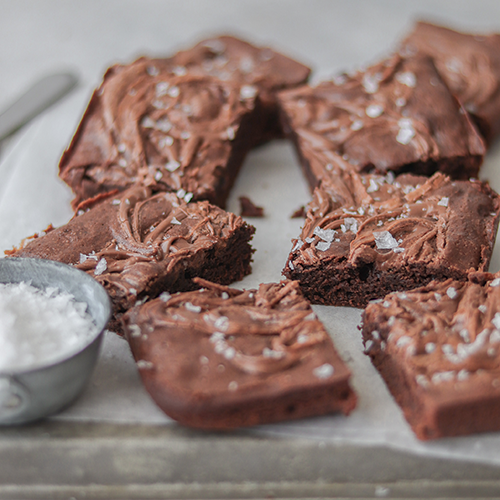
(146, 373, 356, 430)
(284, 257, 469, 309)
(110, 222, 256, 332)
(280, 109, 483, 194)
(282, 172, 500, 308)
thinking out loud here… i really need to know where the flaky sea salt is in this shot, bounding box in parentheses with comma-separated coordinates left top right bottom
(0, 282, 98, 371)
(395, 71, 417, 88)
(313, 363, 334, 379)
(373, 231, 399, 250)
(365, 104, 384, 118)
(396, 118, 415, 145)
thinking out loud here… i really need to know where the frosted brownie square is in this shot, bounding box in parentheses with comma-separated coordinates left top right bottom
(284, 171, 500, 308)
(123, 279, 356, 429)
(59, 63, 261, 210)
(362, 272, 500, 439)
(278, 53, 485, 189)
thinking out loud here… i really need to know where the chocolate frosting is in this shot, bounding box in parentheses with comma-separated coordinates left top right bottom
(287, 171, 500, 273)
(59, 60, 259, 209)
(402, 21, 500, 143)
(279, 53, 485, 185)
(124, 279, 356, 426)
(363, 274, 500, 399)
(172, 35, 311, 104)
(129, 280, 333, 376)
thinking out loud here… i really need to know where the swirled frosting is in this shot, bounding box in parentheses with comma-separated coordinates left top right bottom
(59, 36, 310, 210)
(279, 53, 485, 187)
(172, 35, 311, 104)
(123, 279, 356, 428)
(60, 61, 258, 210)
(13, 187, 255, 327)
(402, 21, 500, 143)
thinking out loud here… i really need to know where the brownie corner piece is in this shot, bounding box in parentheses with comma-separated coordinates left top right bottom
(278, 52, 485, 190)
(284, 171, 500, 308)
(123, 279, 357, 429)
(401, 20, 500, 145)
(362, 274, 500, 439)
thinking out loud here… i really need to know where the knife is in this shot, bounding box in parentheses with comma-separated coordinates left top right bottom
(0, 72, 78, 142)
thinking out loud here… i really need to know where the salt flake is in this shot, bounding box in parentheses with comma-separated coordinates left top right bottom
(94, 258, 107, 276)
(396, 71, 417, 87)
(240, 85, 258, 100)
(313, 363, 334, 379)
(313, 226, 336, 242)
(490, 278, 500, 287)
(185, 302, 201, 313)
(365, 104, 384, 118)
(166, 160, 180, 172)
(373, 231, 399, 250)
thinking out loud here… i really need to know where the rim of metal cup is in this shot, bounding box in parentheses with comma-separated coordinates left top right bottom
(0, 257, 112, 376)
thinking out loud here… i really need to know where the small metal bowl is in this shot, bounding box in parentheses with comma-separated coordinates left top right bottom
(0, 257, 111, 425)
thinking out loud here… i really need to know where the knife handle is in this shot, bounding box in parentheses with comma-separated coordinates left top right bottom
(0, 72, 78, 141)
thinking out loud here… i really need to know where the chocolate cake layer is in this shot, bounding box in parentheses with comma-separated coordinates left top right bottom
(278, 54, 485, 188)
(362, 273, 500, 440)
(172, 35, 311, 144)
(284, 171, 500, 308)
(123, 279, 356, 429)
(402, 21, 500, 145)
(59, 61, 262, 210)
(12, 187, 255, 331)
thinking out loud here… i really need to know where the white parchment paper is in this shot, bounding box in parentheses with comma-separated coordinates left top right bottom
(2, 0, 500, 468)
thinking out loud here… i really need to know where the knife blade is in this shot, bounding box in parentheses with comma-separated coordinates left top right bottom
(0, 72, 78, 142)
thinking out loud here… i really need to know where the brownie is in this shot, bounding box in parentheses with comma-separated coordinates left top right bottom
(59, 60, 262, 210)
(278, 53, 485, 189)
(362, 272, 500, 440)
(402, 21, 500, 145)
(172, 35, 311, 144)
(11, 187, 255, 332)
(239, 195, 264, 217)
(123, 279, 356, 429)
(59, 36, 310, 211)
(283, 171, 500, 308)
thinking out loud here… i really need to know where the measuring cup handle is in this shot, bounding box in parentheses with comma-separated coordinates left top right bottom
(0, 376, 30, 422)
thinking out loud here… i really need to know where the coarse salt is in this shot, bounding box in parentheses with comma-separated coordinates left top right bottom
(0, 282, 98, 371)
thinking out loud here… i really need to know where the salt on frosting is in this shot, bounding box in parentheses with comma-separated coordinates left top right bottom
(0, 282, 98, 371)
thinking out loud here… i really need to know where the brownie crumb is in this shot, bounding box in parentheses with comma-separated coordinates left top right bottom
(239, 196, 264, 217)
(291, 205, 305, 218)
